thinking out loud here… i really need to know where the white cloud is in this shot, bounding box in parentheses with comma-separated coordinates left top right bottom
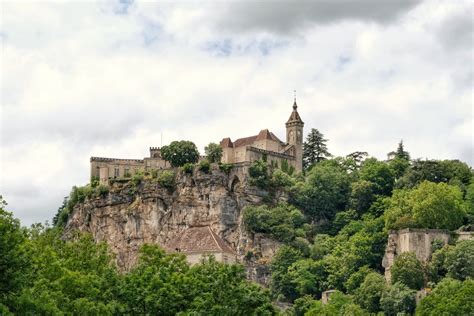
(0, 0, 472, 226)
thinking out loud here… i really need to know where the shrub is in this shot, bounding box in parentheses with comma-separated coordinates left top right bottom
(96, 185, 109, 197)
(218, 163, 233, 174)
(391, 252, 424, 290)
(151, 169, 159, 179)
(90, 176, 100, 188)
(157, 170, 175, 190)
(271, 169, 295, 188)
(248, 159, 270, 189)
(131, 171, 144, 187)
(181, 163, 194, 174)
(198, 159, 210, 173)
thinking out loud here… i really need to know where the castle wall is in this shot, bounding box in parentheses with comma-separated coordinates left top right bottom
(382, 228, 451, 283)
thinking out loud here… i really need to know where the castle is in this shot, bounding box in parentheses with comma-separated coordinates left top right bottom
(90, 100, 304, 183)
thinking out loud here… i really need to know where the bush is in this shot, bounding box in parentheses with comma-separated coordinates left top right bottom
(271, 169, 295, 188)
(131, 171, 144, 187)
(157, 171, 175, 190)
(380, 282, 416, 316)
(198, 159, 210, 173)
(218, 163, 233, 174)
(248, 159, 270, 189)
(96, 185, 109, 197)
(391, 252, 424, 290)
(181, 163, 194, 174)
(90, 176, 100, 188)
(151, 169, 159, 179)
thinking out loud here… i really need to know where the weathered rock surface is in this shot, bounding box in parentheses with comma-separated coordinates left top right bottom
(65, 165, 281, 277)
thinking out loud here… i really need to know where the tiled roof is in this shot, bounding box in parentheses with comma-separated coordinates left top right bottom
(165, 226, 235, 254)
(286, 101, 304, 124)
(220, 137, 234, 148)
(233, 135, 258, 148)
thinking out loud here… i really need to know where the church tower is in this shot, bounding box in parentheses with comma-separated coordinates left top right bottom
(286, 98, 304, 172)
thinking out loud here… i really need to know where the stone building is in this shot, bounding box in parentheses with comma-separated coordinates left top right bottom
(165, 226, 237, 265)
(220, 100, 304, 172)
(90, 147, 170, 184)
(90, 99, 304, 184)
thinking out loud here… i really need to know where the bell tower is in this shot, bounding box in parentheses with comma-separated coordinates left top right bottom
(286, 96, 304, 172)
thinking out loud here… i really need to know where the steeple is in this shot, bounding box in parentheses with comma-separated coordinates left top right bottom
(285, 94, 304, 172)
(286, 97, 304, 126)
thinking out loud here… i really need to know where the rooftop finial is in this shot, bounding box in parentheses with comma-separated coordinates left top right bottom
(293, 90, 297, 110)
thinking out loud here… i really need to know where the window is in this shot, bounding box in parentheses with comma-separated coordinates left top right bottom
(124, 168, 130, 177)
(114, 167, 119, 178)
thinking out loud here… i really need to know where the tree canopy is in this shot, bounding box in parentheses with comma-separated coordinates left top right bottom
(161, 140, 200, 167)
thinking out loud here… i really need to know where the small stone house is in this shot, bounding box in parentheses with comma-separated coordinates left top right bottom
(165, 226, 236, 265)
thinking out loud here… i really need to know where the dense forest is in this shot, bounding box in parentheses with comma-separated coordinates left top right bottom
(1, 132, 473, 315)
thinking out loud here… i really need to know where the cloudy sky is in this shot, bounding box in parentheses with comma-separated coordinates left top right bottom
(1, 0, 472, 226)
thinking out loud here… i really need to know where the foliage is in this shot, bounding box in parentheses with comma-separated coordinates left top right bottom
(397, 159, 472, 190)
(302, 128, 332, 170)
(218, 162, 233, 174)
(416, 278, 474, 315)
(385, 181, 466, 231)
(344, 266, 374, 294)
(354, 272, 387, 313)
(391, 252, 425, 290)
(243, 204, 306, 243)
(345, 151, 368, 172)
(429, 241, 474, 282)
(198, 159, 211, 173)
(248, 159, 270, 189)
(157, 170, 175, 190)
(270, 246, 304, 301)
(380, 282, 416, 316)
(271, 169, 295, 188)
(0, 197, 30, 308)
(291, 161, 351, 220)
(280, 159, 295, 176)
(131, 171, 144, 187)
(387, 140, 410, 161)
(350, 180, 375, 215)
(359, 158, 395, 196)
(161, 140, 200, 167)
(306, 291, 367, 316)
(181, 162, 194, 174)
(204, 142, 223, 163)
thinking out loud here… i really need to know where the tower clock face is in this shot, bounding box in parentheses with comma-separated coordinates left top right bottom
(297, 130, 301, 142)
(288, 131, 294, 142)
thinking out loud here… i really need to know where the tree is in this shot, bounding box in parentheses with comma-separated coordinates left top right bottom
(387, 140, 410, 161)
(292, 161, 350, 220)
(303, 128, 332, 170)
(444, 240, 474, 281)
(359, 158, 395, 196)
(0, 197, 30, 310)
(350, 180, 376, 215)
(380, 282, 416, 316)
(204, 142, 223, 163)
(354, 272, 387, 313)
(161, 140, 200, 167)
(385, 181, 466, 231)
(416, 278, 474, 316)
(345, 151, 368, 171)
(390, 252, 424, 290)
(270, 246, 304, 301)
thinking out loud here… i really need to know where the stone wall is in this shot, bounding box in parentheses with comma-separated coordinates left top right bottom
(382, 228, 451, 282)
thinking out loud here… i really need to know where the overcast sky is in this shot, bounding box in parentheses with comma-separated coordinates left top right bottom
(1, 0, 473, 226)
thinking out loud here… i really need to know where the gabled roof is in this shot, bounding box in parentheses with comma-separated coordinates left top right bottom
(166, 226, 235, 254)
(220, 137, 234, 148)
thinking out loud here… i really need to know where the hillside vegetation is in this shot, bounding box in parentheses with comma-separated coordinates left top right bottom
(1, 137, 473, 315)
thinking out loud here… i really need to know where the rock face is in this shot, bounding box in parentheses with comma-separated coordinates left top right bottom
(65, 164, 280, 278)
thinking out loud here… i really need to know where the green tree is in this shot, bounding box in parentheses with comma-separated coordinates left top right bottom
(354, 272, 387, 313)
(359, 158, 395, 196)
(161, 140, 200, 167)
(286, 259, 328, 298)
(444, 240, 474, 281)
(204, 142, 223, 163)
(391, 252, 424, 290)
(385, 181, 466, 230)
(270, 246, 304, 301)
(387, 140, 410, 161)
(380, 282, 416, 316)
(248, 159, 270, 189)
(0, 197, 30, 310)
(350, 180, 375, 215)
(303, 128, 332, 170)
(416, 278, 474, 316)
(292, 161, 351, 220)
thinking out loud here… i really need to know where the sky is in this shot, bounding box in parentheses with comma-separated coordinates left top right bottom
(1, 0, 473, 226)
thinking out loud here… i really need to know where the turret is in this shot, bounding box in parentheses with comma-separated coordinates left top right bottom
(286, 98, 304, 171)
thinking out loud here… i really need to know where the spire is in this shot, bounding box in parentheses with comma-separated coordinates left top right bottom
(293, 90, 297, 110)
(286, 92, 304, 126)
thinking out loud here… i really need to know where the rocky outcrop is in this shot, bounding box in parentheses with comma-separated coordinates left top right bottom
(65, 164, 282, 273)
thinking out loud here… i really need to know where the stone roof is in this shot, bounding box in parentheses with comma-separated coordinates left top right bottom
(165, 226, 235, 254)
(286, 101, 304, 125)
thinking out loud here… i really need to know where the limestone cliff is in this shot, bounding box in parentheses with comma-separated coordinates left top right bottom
(64, 164, 282, 274)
